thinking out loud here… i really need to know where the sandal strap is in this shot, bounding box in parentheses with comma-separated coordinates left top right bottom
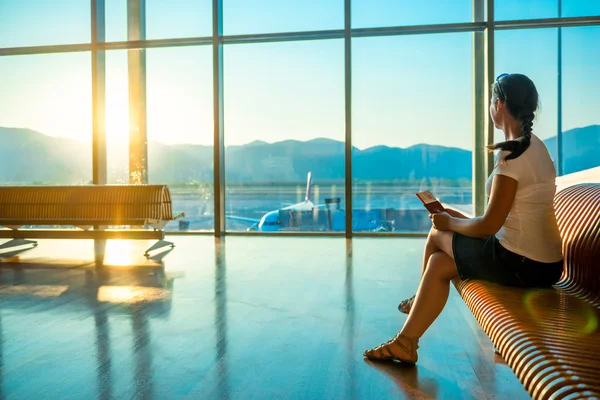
(399, 295, 416, 313)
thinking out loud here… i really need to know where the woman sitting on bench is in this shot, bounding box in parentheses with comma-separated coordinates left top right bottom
(364, 73, 564, 364)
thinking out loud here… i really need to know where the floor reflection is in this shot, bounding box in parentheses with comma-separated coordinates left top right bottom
(344, 239, 357, 400)
(132, 305, 154, 399)
(93, 299, 112, 400)
(365, 360, 440, 400)
(0, 253, 177, 400)
(0, 311, 4, 400)
(0, 236, 528, 399)
(214, 238, 230, 400)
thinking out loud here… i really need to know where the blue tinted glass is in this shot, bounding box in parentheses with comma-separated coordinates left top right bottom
(105, 0, 128, 42)
(146, 0, 211, 39)
(495, 0, 558, 20)
(561, 26, 600, 175)
(105, 1, 211, 42)
(495, 29, 559, 166)
(0, 0, 90, 47)
(352, 33, 474, 232)
(561, 1, 600, 17)
(353, 0, 473, 28)
(223, 0, 343, 35)
(224, 40, 345, 232)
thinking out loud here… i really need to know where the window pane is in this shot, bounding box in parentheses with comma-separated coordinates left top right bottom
(495, 0, 557, 20)
(223, 0, 343, 35)
(561, 1, 600, 18)
(352, 33, 473, 233)
(224, 40, 345, 232)
(0, 0, 90, 47)
(106, 50, 130, 185)
(0, 53, 92, 184)
(107, 47, 214, 231)
(146, 0, 212, 39)
(146, 47, 214, 231)
(495, 29, 558, 167)
(106, 1, 211, 42)
(561, 26, 600, 175)
(352, 0, 473, 29)
(105, 1, 128, 42)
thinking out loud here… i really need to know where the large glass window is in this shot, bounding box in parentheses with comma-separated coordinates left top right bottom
(352, 33, 473, 233)
(561, 26, 600, 175)
(146, 46, 214, 231)
(223, 0, 343, 35)
(0, 53, 92, 184)
(224, 40, 345, 232)
(0, 0, 90, 48)
(495, 29, 559, 166)
(1, 1, 598, 236)
(352, 0, 473, 29)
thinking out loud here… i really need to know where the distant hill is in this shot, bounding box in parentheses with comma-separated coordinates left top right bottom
(543, 125, 600, 174)
(0, 125, 597, 184)
(0, 127, 90, 183)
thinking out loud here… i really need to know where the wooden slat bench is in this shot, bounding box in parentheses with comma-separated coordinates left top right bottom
(453, 183, 600, 399)
(0, 185, 183, 258)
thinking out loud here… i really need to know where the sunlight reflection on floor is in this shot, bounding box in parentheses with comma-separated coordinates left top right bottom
(103, 239, 136, 266)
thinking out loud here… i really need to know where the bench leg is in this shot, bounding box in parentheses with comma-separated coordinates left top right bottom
(144, 240, 175, 258)
(94, 239, 106, 267)
(0, 239, 38, 258)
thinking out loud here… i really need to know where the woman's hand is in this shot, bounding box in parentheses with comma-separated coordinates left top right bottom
(444, 207, 469, 219)
(430, 211, 452, 231)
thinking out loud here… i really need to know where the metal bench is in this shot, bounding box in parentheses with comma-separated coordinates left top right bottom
(452, 183, 600, 399)
(0, 185, 183, 258)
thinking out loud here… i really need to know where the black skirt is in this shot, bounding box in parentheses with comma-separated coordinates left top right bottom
(451, 232, 563, 288)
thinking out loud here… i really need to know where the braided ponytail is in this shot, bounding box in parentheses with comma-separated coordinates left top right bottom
(487, 74, 538, 161)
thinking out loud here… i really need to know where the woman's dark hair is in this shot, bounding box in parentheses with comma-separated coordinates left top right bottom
(487, 73, 539, 161)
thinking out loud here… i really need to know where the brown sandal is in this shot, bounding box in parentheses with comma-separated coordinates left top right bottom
(363, 333, 419, 364)
(398, 295, 415, 314)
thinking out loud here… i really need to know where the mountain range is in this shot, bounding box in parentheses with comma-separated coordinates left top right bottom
(0, 125, 597, 184)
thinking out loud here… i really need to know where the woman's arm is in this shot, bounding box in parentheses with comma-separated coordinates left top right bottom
(449, 174, 517, 237)
(444, 207, 469, 219)
(436, 174, 517, 237)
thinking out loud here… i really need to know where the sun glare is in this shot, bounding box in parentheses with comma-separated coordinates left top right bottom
(103, 239, 135, 266)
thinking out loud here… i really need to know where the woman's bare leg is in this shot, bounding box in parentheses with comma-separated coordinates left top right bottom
(366, 230, 459, 361)
(421, 227, 452, 275)
(399, 228, 454, 313)
(421, 227, 439, 275)
(401, 231, 458, 338)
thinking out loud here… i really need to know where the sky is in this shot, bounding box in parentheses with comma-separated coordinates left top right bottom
(0, 0, 598, 151)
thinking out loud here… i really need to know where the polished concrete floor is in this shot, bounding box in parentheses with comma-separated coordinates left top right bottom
(0, 236, 529, 400)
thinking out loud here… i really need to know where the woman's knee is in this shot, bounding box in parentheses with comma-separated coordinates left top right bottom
(426, 226, 440, 245)
(425, 251, 458, 280)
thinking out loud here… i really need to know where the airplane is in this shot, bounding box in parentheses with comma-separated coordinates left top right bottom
(224, 172, 404, 233)
(225, 172, 329, 232)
